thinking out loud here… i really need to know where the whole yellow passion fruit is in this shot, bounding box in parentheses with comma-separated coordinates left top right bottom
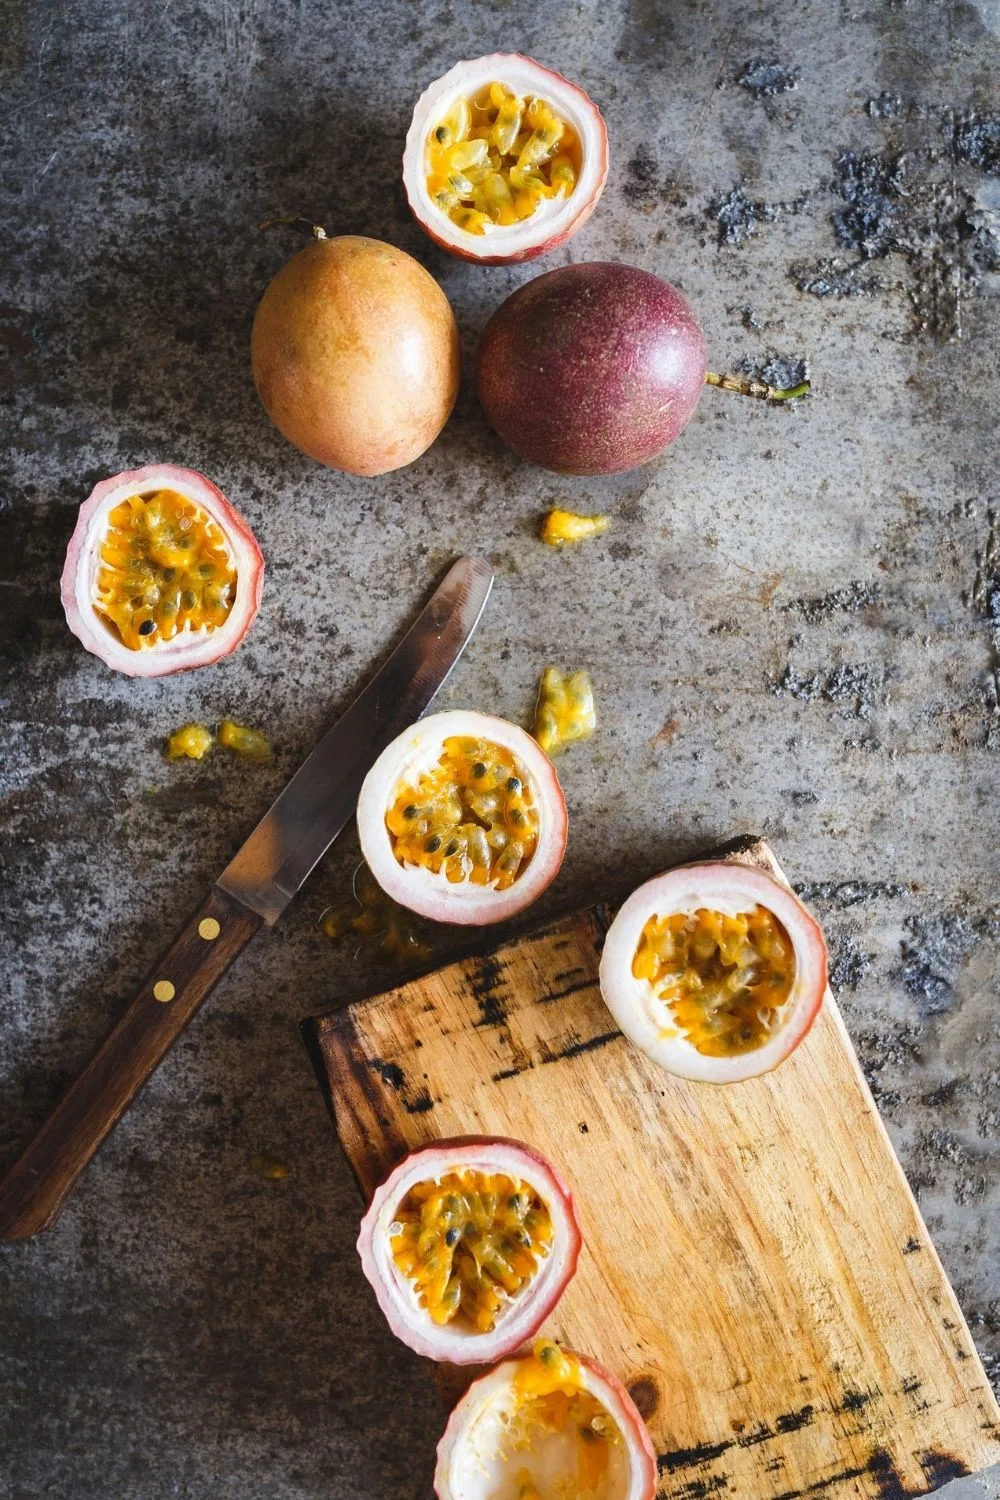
(251, 229, 461, 476)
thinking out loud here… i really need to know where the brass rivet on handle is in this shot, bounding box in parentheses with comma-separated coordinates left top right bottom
(153, 979, 176, 1003)
(198, 917, 221, 941)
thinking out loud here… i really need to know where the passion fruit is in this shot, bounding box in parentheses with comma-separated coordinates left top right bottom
(404, 54, 609, 264)
(61, 464, 264, 677)
(477, 262, 811, 475)
(434, 1339, 657, 1499)
(251, 228, 461, 476)
(358, 1138, 582, 1365)
(356, 709, 567, 925)
(599, 862, 828, 1083)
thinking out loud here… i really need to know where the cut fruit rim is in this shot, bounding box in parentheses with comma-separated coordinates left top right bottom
(433, 1344, 657, 1500)
(404, 54, 609, 261)
(599, 863, 828, 1084)
(358, 1137, 582, 1364)
(61, 464, 263, 677)
(357, 710, 568, 925)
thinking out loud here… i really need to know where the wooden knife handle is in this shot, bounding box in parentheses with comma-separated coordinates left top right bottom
(0, 885, 262, 1241)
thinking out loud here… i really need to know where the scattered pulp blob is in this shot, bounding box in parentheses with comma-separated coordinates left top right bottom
(61, 464, 264, 677)
(251, 230, 460, 475)
(403, 54, 609, 263)
(434, 1339, 657, 1498)
(357, 1139, 582, 1365)
(356, 710, 567, 925)
(600, 862, 828, 1082)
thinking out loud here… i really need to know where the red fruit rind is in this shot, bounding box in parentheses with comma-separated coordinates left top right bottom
(403, 53, 609, 264)
(434, 1345, 657, 1500)
(356, 709, 568, 926)
(476, 263, 709, 476)
(600, 862, 828, 1083)
(60, 463, 264, 678)
(357, 1136, 583, 1365)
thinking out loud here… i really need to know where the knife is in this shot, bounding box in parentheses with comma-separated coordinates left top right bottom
(0, 555, 494, 1241)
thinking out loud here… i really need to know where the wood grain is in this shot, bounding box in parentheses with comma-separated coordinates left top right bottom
(306, 839, 1000, 1499)
(0, 884, 262, 1240)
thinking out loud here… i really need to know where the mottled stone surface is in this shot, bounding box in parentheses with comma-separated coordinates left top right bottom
(2, 0, 999, 1495)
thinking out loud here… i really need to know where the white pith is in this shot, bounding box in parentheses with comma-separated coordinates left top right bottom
(599, 864, 827, 1084)
(356, 709, 567, 925)
(357, 1140, 581, 1365)
(434, 1353, 656, 1500)
(403, 54, 607, 260)
(63, 465, 261, 677)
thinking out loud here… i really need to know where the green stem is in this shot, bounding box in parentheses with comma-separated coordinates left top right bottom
(258, 216, 328, 240)
(705, 370, 811, 402)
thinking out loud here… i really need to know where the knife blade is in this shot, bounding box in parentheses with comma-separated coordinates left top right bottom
(0, 555, 494, 1239)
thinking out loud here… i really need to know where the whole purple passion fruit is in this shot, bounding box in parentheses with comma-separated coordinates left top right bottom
(476, 262, 709, 475)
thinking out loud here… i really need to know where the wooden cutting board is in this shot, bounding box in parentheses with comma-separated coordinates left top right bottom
(304, 837, 1000, 1498)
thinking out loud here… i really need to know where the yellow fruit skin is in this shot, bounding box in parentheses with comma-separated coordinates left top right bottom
(251, 235, 461, 477)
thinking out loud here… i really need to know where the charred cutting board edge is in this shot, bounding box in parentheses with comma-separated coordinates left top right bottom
(302, 836, 1000, 1499)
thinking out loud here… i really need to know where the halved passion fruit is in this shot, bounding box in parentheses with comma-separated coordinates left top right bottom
(600, 863, 828, 1083)
(358, 1139, 582, 1365)
(403, 54, 609, 264)
(356, 710, 567, 925)
(61, 465, 264, 677)
(434, 1339, 657, 1499)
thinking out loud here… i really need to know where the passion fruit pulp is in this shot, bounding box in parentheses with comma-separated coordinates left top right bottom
(61, 465, 264, 677)
(385, 734, 540, 891)
(251, 230, 460, 476)
(357, 710, 567, 926)
(358, 1138, 582, 1364)
(434, 1340, 657, 1500)
(600, 863, 828, 1083)
(404, 54, 609, 264)
(389, 1167, 554, 1333)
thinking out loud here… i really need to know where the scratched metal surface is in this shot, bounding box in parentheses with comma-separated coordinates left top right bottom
(1, 1, 998, 1497)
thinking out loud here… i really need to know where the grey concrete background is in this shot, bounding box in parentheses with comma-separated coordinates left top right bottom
(2, 0, 1000, 1495)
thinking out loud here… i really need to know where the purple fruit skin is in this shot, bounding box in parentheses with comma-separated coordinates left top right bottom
(475, 262, 709, 475)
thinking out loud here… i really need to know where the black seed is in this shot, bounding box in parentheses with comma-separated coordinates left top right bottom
(137, 619, 155, 636)
(444, 840, 459, 856)
(426, 835, 442, 853)
(161, 567, 176, 582)
(435, 125, 447, 143)
(402, 804, 417, 819)
(472, 761, 487, 778)
(506, 775, 521, 792)
(445, 1227, 461, 1246)
(181, 590, 197, 609)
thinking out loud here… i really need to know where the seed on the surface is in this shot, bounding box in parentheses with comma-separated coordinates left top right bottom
(426, 835, 442, 853)
(199, 563, 215, 578)
(181, 589, 197, 609)
(506, 775, 522, 792)
(445, 1227, 461, 1247)
(444, 839, 459, 856)
(403, 804, 417, 820)
(472, 761, 488, 778)
(137, 619, 155, 636)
